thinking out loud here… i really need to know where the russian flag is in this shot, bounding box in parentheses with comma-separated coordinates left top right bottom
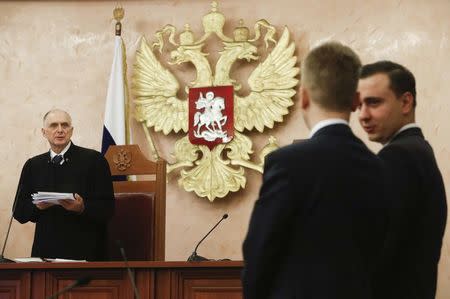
(101, 35, 128, 154)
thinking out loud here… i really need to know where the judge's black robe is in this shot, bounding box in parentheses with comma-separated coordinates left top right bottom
(13, 143, 114, 261)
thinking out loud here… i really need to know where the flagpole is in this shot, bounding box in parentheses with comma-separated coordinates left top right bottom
(112, 6, 160, 161)
(113, 6, 130, 145)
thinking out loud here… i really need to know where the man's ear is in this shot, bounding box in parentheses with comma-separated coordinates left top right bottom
(401, 92, 414, 114)
(351, 92, 361, 112)
(68, 126, 74, 136)
(41, 128, 46, 137)
(300, 86, 310, 110)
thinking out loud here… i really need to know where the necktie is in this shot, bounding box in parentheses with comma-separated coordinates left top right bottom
(52, 155, 63, 165)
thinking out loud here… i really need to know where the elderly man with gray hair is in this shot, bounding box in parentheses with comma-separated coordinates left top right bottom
(13, 109, 114, 261)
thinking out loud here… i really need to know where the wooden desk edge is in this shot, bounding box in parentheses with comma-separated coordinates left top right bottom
(0, 260, 244, 270)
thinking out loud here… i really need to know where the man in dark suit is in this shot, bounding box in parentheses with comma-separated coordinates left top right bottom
(358, 61, 447, 299)
(242, 42, 388, 299)
(14, 109, 114, 261)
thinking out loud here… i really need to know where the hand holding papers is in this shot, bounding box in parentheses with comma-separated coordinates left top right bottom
(32, 192, 75, 205)
(33, 192, 85, 214)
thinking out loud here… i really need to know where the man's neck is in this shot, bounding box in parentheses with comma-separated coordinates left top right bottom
(382, 121, 418, 146)
(52, 148, 64, 154)
(50, 142, 71, 155)
(395, 115, 415, 131)
(307, 108, 350, 130)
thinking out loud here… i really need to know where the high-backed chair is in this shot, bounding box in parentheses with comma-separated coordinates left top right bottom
(104, 144, 166, 261)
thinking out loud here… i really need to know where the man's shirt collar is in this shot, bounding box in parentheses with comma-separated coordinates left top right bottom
(384, 123, 420, 146)
(309, 119, 349, 138)
(50, 141, 72, 163)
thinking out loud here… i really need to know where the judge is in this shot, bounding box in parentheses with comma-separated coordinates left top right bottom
(13, 109, 114, 261)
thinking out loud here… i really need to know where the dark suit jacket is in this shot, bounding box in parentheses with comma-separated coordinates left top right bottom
(242, 124, 388, 299)
(374, 127, 447, 299)
(13, 143, 114, 261)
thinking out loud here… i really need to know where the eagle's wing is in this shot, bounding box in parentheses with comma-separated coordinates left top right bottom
(235, 27, 299, 132)
(132, 37, 188, 134)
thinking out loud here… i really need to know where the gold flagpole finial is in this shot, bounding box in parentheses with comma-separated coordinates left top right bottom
(113, 6, 124, 36)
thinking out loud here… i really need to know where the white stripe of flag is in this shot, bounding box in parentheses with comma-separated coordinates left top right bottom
(101, 35, 127, 154)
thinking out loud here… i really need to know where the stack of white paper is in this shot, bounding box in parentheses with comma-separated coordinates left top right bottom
(32, 192, 75, 205)
(13, 257, 86, 263)
(46, 258, 87, 263)
(13, 257, 46, 263)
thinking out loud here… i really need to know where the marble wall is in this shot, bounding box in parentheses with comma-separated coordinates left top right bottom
(0, 0, 449, 297)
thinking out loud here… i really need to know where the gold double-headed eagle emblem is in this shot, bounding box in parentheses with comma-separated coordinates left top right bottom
(132, 1, 299, 201)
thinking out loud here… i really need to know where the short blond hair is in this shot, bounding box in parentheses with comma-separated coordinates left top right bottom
(301, 41, 361, 111)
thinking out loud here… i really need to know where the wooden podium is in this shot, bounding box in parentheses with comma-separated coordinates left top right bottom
(0, 261, 243, 299)
(0, 146, 243, 298)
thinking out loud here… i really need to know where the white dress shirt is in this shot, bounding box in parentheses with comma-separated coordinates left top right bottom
(50, 141, 71, 165)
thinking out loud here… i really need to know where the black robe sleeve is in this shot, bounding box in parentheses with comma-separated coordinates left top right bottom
(13, 159, 41, 224)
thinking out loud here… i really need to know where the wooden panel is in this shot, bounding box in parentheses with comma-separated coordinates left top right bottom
(185, 279, 242, 299)
(45, 270, 132, 299)
(135, 269, 154, 299)
(112, 181, 156, 193)
(173, 268, 243, 299)
(154, 268, 172, 299)
(65, 287, 118, 299)
(0, 271, 30, 299)
(0, 261, 244, 299)
(30, 271, 46, 299)
(194, 292, 242, 299)
(0, 286, 17, 299)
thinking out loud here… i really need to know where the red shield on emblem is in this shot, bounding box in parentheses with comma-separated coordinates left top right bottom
(189, 86, 234, 149)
